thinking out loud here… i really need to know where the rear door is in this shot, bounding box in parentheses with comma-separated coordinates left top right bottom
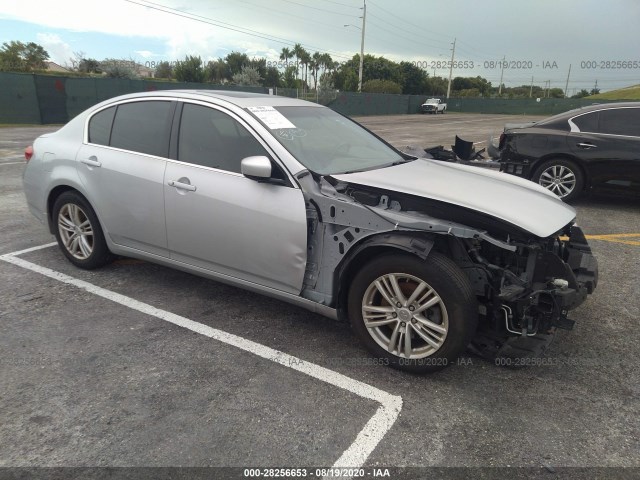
(76, 99, 174, 257)
(570, 107, 640, 189)
(163, 101, 307, 294)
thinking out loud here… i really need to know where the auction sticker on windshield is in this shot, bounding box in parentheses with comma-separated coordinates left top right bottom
(247, 106, 296, 129)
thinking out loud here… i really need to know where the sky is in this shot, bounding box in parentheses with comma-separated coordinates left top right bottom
(1, 0, 639, 93)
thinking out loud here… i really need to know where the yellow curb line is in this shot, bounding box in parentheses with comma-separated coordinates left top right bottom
(560, 233, 640, 246)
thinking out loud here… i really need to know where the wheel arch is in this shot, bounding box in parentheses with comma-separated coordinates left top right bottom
(47, 186, 78, 234)
(46, 185, 102, 235)
(334, 232, 437, 320)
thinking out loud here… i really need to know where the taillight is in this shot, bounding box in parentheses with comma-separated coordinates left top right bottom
(25, 146, 33, 162)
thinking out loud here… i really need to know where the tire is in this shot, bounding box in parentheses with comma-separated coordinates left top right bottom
(531, 158, 584, 202)
(52, 191, 112, 269)
(347, 252, 478, 373)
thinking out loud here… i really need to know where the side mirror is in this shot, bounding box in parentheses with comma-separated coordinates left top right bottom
(241, 156, 272, 180)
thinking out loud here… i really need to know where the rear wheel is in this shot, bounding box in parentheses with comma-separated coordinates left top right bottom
(532, 158, 584, 201)
(52, 191, 112, 269)
(348, 252, 477, 373)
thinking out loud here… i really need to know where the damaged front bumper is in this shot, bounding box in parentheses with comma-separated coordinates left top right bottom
(471, 225, 598, 360)
(500, 225, 597, 335)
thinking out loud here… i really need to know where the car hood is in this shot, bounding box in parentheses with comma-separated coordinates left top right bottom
(332, 159, 576, 238)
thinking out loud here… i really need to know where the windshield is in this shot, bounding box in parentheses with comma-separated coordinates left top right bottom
(248, 106, 405, 175)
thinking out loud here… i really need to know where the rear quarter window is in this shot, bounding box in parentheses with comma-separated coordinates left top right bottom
(88, 106, 116, 145)
(571, 112, 598, 133)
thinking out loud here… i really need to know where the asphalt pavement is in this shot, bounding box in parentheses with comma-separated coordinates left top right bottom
(0, 117, 638, 479)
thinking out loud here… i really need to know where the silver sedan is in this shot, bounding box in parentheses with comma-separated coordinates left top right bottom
(23, 90, 597, 372)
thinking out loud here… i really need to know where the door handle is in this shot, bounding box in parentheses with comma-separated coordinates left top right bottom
(81, 156, 102, 167)
(576, 143, 597, 149)
(168, 180, 197, 192)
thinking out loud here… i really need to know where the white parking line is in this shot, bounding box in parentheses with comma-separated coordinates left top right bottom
(0, 162, 24, 166)
(0, 243, 403, 472)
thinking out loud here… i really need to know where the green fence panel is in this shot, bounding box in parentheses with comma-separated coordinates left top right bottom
(0, 72, 41, 124)
(128, 79, 147, 93)
(329, 92, 415, 116)
(94, 77, 136, 103)
(408, 95, 428, 114)
(65, 78, 99, 119)
(33, 75, 69, 124)
(328, 92, 407, 115)
(143, 80, 184, 91)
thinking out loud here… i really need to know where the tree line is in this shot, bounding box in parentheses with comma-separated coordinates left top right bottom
(0, 40, 598, 98)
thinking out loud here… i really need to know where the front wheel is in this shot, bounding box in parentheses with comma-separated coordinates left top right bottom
(347, 252, 478, 373)
(531, 158, 584, 201)
(52, 191, 113, 269)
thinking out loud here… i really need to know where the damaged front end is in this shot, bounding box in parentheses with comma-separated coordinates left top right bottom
(297, 171, 598, 362)
(460, 222, 598, 360)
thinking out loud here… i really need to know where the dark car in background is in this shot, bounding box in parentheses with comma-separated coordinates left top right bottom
(498, 103, 640, 201)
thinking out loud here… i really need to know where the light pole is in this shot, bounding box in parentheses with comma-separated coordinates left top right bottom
(498, 55, 505, 96)
(344, 0, 366, 92)
(446, 38, 456, 99)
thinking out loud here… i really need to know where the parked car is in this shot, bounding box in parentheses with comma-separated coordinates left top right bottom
(421, 98, 447, 114)
(499, 102, 640, 201)
(23, 91, 597, 372)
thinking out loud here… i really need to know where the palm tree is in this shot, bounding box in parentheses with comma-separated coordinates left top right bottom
(292, 43, 304, 81)
(311, 52, 322, 90)
(279, 47, 292, 69)
(320, 53, 333, 77)
(299, 49, 311, 93)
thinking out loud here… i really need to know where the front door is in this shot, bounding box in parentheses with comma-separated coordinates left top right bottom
(163, 102, 307, 294)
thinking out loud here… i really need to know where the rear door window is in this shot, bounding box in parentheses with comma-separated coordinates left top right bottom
(110, 101, 173, 157)
(598, 108, 640, 137)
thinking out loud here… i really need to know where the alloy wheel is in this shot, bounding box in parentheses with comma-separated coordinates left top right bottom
(57, 203, 94, 260)
(538, 165, 576, 197)
(361, 273, 448, 359)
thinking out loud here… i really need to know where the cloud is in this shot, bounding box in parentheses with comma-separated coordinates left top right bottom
(2, 1, 294, 63)
(36, 32, 74, 65)
(134, 50, 159, 58)
(2, 1, 182, 39)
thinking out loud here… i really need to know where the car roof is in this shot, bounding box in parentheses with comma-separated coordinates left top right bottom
(540, 101, 640, 120)
(527, 101, 639, 129)
(97, 89, 322, 109)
